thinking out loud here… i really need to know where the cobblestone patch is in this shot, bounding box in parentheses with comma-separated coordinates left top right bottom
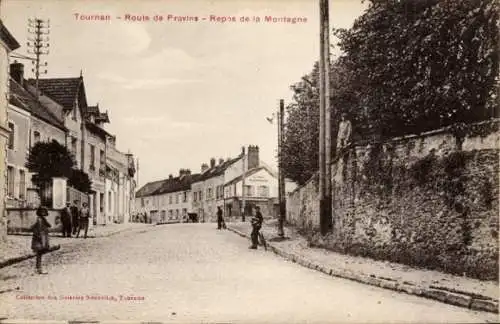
(0, 223, 153, 269)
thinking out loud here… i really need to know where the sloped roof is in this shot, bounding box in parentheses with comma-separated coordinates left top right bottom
(136, 173, 201, 197)
(194, 156, 242, 183)
(224, 166, 276, 187)
(85, 121, 112, 140)
(9, 78, 66, 131)
(0, 20, 20, 51)
(135, 179, 166, 198)
(155, 173, 201, 195)
(29, 77, 85, 111)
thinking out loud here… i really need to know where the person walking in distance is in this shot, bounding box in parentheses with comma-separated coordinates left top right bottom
(249, 206, 263, 249)
(70, 200, 79, 236)
(60, 202, 72, 237)
(76, 202, 90, 239)
(216, 206, 226, 229)
(30, 206, 51, 274)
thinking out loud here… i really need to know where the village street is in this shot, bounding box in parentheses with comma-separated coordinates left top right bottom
(0, 224, 496, 323)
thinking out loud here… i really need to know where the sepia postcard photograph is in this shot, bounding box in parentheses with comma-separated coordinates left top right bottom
(0, 0, 498, 323)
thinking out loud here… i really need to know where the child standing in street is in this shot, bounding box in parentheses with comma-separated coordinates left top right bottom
(30, 206, 51, 274)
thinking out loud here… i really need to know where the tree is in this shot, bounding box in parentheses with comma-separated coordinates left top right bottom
(282, 0, 499, 184)
(69, 169, 92, 193)
(26, 139, 92, 194)
(335, 0, 499, 138)
(26, 140, 75, 188)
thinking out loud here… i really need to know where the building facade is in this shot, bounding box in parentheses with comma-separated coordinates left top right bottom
(223, 166, 278, 218)
(8, 64, 68, 208)
(0, 21, 20, 242)
(106, 136, 135, 224)
(135, 169, 197, 224)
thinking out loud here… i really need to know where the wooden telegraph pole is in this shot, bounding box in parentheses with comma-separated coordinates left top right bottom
(27, 18, 50, 100)
(277, 99, 286, 237)
(319, 0, 332, 235)
(323, 0, 333, 233)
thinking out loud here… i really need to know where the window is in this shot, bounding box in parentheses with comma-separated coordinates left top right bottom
(169, 210, 173, 219)
(207, 187, 212, 199)
(176, 209, 179, 219)
(7, 166, 15, 197)
(141, 197, 145, 207)
(7, 122, 14, 150)
(193, 192, 197, 202)
(161, 210, 166, 222)
(199, 191, 203, 201)
(89, 144, 95, 170)
(108, 192, 112, 212)
(175, 194, 179, 204)
(100, 193, 105, 212)
(33, 131, 40, 145)
(183, 192, 187, 203)
(258, 185, 269, 197)
(100, 150, 105, 164)
(19, 169, 26, 199)
(244, 185, 253, 197)
(71, 137, 77, 155)
(169, 195, 173, 204)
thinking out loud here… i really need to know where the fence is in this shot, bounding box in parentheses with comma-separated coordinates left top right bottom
(67, 186, 89, 206)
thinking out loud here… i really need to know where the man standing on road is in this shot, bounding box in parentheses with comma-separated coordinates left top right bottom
(249, 206, 263, 249)
(76, 202, 90, 239)
(70, 200, 79, 236)
(216, 206, 226, 229)
(60, 202, 72, 237)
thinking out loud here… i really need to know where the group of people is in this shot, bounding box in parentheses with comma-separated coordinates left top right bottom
(60, 200, 91, 239)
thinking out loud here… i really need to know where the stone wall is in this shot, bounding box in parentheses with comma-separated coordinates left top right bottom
(7, 208, 63, 233)
(286, 172, 320, 231)
(288, 120, 499, 280)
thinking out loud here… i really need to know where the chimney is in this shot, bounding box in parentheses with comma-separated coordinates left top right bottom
(247, 145, 259, 169)
(210, 158, 216, 168)
(201, 163, 209, 172)
(218, 158, 224, 165)
(241, 146, 245, 156)
(10, 61, 24, 86)
(179, 169, 191, 177)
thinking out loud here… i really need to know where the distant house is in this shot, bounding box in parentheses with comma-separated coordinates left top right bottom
(223, 166, 278, 218)
(135, 169, 199, 224)
(191, 155, 243, 223)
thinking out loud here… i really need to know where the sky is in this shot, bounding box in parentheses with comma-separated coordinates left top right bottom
(1, 0, 367, 188)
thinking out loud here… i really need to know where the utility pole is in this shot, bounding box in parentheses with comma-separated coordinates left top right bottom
(277, 99, 286, 237)
(324, 0, 333, 233)
(27, 18, 50, 100)
(319, 0, 332, 235)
